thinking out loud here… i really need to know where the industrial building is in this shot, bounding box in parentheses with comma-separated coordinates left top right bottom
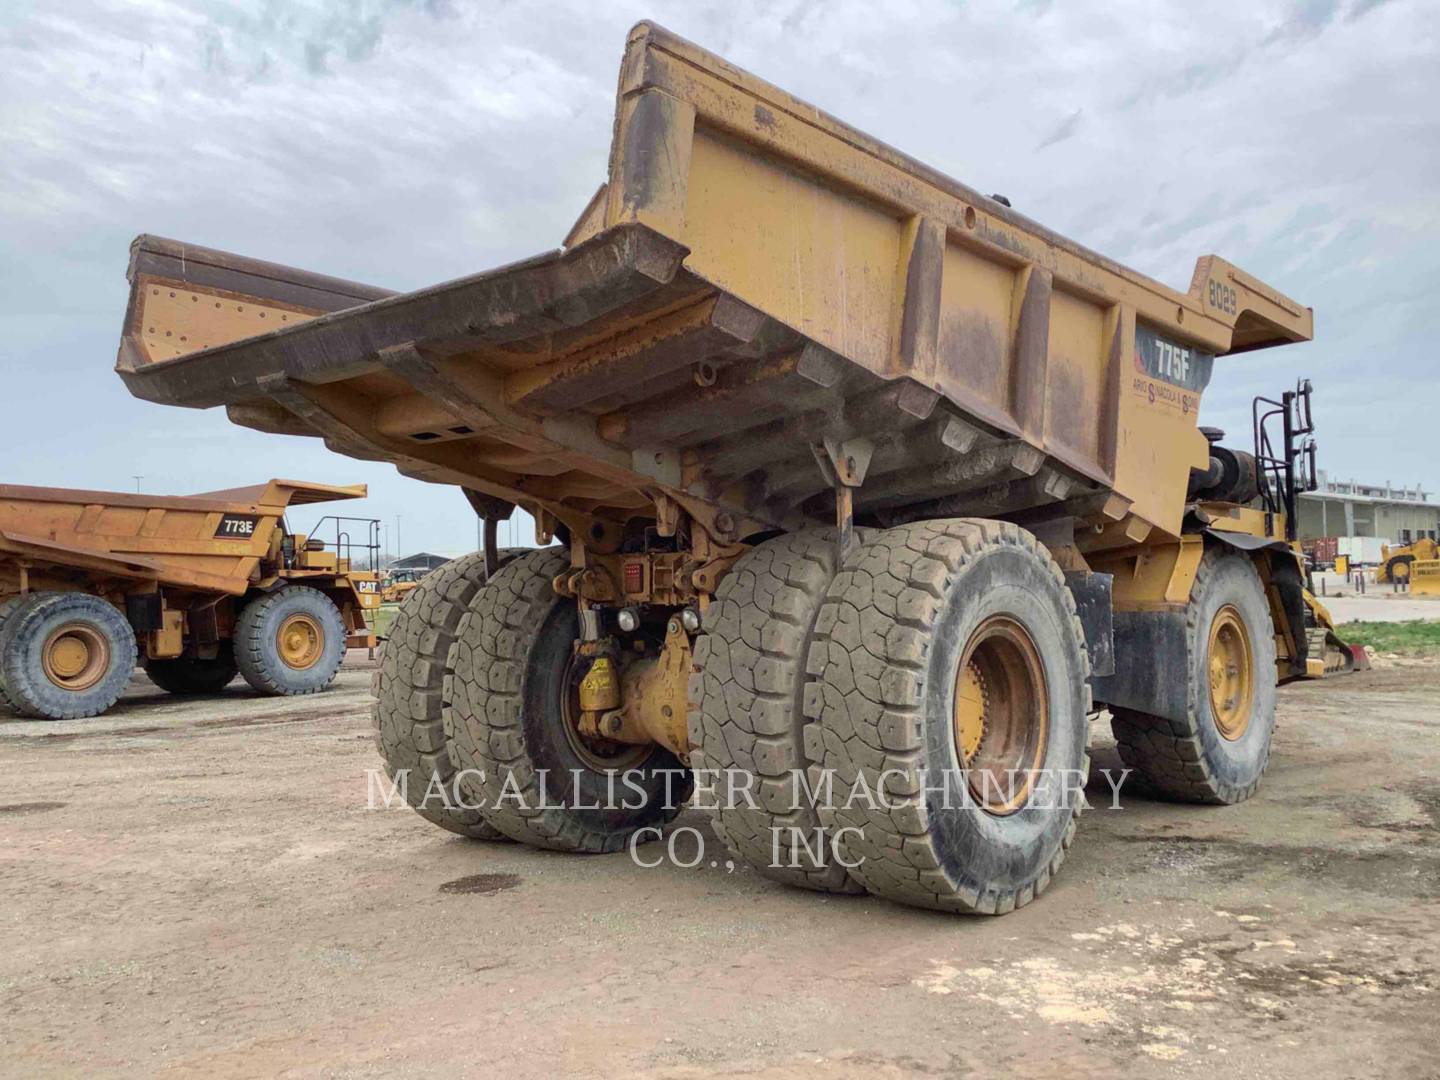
(1297, 472, 1440, 543)
(388, 552, 453, 574)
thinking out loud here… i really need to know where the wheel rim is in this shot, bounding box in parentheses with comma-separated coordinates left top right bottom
(952, 615, 1049, 816)
(276, 613, 324, 670)
(42, 622, 110, 691)
(1207, 604, 1254, 740)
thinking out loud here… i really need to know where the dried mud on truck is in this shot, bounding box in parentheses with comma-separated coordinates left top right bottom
(108, 22, 1362, 914)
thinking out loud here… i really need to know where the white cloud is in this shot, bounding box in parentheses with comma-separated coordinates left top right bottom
(0, 0, 1437, 550)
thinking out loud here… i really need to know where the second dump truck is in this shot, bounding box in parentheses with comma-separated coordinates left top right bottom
(111, 23, 1362, 914)
(0, 479, 380, 720)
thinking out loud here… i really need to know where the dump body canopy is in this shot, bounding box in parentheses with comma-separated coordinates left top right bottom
(115, 22, 1311, 554)
(0, 479, 365, 596)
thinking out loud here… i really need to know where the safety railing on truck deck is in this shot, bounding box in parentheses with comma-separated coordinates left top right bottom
(299, 515, 382, 572)
(1253, 379, 1318, 541)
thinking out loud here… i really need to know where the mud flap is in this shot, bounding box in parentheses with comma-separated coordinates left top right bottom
(1090, 610, 1189, 722)
(1064, 571, 1114, 679)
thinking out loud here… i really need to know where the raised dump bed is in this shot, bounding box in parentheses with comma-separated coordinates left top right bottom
(111, 23, 1356, 916)
(0, 479, 380, 719)
(116, 22, 1312, 553)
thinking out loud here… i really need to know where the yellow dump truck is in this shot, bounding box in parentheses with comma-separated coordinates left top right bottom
(0, 480, 380, 720)
(111, 23, 1364, 913)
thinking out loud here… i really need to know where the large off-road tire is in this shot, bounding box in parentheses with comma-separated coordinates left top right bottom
(445, 547, 691, 852)
(143, 650, 238, 695)
(806, 520, 1091, 914)
(689, 530, 863, 893)
(234, 586, 346, 696)
(373, 550, 519, 840)
(1383, 554, 1413, 585)
(0, 592, 138, 720)
(1111, 548, 1277, 805)
(0, 595, 25, 707)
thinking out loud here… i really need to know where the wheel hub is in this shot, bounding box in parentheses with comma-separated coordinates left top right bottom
(952, 615, 1049, 816)
(954, 662, 989, 762)
(41, 622, 110, 691)
(276, 613, 324, 670)
(1207, 604, 1253, 740)
(563, 651, 650, 771)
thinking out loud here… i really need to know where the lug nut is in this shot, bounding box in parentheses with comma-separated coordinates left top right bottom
(616, 607, 641, 633)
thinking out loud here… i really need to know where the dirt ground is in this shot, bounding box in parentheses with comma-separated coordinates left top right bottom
(2, 653, 1438, 1079)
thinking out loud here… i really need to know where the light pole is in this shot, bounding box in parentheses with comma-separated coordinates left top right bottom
(132, 475, 143, 493)
(395, 514, 403, 562)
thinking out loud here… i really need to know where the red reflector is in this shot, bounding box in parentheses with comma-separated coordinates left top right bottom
(624, 562, 644, 592)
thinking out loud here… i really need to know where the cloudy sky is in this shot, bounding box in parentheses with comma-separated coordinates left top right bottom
(2, 0, 1436, 555)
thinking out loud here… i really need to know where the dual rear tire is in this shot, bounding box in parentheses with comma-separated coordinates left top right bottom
(372, 551, 516, 840)
(692, 528, 1278, 911)
(370, 524, 1276, 916)
(443, 548, 690, 852)
(690, 520, 1092, 913)
(802, 520, 1093, 913)
(374, 523, 1091, 912)
(373, 547, 689, 849)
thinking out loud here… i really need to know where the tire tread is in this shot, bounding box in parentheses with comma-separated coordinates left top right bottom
(373, 551, 517, 839)
(1110, 547, 1275, 805)
(805, 518, 1091, 914)
(689, 530, 863, 893)
(234, 586, 346, 696)
(444, 548, 685, 853)
(0, 592, 137, 720)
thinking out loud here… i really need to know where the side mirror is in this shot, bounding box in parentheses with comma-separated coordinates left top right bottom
(1293, 378, 1315, 434)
